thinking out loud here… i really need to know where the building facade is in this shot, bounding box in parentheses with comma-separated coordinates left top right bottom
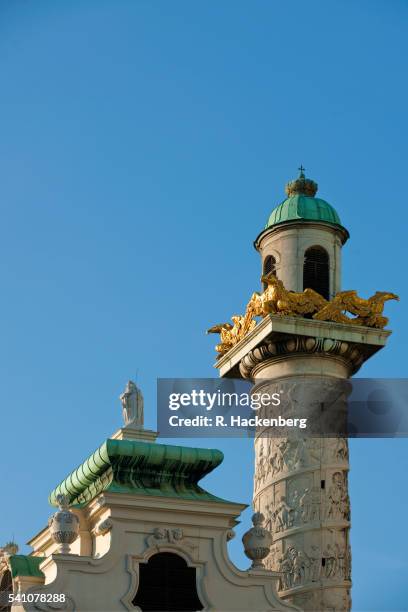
(0, 387, 298, 612)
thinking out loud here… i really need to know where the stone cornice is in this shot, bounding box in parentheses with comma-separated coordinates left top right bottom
(239, 335, 370, 379)
(254, 219, 350, 251)
(216, 314, 391, 379)
(48, 439, 228, 507)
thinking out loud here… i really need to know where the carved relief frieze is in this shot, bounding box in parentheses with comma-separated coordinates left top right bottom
(323, 437, 349, 464)
(325, 471, 350, 522)
(262, 525, 351, 593)
(255, 438, 322, 493)
(276, 537, 350, 592)
(322, 532, 351, 582)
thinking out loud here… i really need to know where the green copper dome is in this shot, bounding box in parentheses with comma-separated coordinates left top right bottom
(265, 168, 343, 230)
(266, 194, 342, 228)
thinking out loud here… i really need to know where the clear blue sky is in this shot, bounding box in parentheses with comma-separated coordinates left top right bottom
(0, 1, 407, 610)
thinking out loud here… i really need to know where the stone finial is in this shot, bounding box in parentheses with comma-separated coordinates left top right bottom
(3, 541, 19, 555)
(48, 494, 79, 554)
(0, 541, 19, 562)
(120, 380, 144, 428)
(285, 167, 318, 197)
(242, 512, 272, 569)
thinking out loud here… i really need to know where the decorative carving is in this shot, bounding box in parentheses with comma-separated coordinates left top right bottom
(322, 541, 350, 581)
(326, 472, 350, 521)
(251, 274, 398, 330)
(146, 527, 195, 552)
(345, 544, 352, 581)
(298, 487, 320, 524)
(249, 275, 327, 319)
(277, 542, 341, 591)
(271, 439, 288, 475)
(323, 544, 337, 578)
(207, 312, 256, 358)
(264, 498, 274, 533)
(278, 545, 314, 590)
(226, 529, 236, 541)
(273, 496, 295, 533)
(48, 495, 79, 554)
(333, 438, 349, 463)
(120, 380, 144, 428)
(260, 469, 350, 532)
(208, 274, 398, 356)
(95, 518, 113, 536)
(255, 438, 321, 492)
(242, 512, 272, 569)
(278, 553, 294, 590)
(253, 383, 352, 611)
(264, 493, 308, 537)
(259, 483, 322, 535)
(269, 529, 351, 590)
(308, 545, 321, 582)
(264, 543, 281, 571)
(314, 289, 399, 328)
(239, 335, 366, 378)
(256, 440, 267, 485)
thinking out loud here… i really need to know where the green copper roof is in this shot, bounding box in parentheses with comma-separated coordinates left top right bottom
(265, 194, 342, 229)
(8, 555, 44, 579)
(49, 439, 230, 507)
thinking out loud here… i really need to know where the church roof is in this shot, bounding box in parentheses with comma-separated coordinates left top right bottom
(7, 555, 44, 579)
(48, 439, 232, 507)
(263, 168, 348, 236)
(266, 193, 342, 229)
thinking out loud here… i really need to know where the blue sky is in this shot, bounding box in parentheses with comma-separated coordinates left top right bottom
(0, 1, 407, 610)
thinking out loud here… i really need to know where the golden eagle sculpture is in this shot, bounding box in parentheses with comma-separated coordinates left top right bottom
(207, 274, 398, 358)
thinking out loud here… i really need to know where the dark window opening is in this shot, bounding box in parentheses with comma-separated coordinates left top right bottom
(321, 480, 325, 489)
(303, 246, 329, 300)
(0, 570, 12, 612)
(263, 255, 277, 289)
(132, 552, 204, 612)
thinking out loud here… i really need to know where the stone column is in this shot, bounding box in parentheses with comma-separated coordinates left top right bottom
(240, 339, 355, 612)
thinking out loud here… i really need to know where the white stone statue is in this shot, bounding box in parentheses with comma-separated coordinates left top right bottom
(120, 380, 144, 428)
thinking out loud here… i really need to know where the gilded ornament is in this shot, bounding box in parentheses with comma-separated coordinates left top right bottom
(208, 274, 398, 357)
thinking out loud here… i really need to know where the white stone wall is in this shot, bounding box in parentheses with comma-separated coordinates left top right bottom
(257, 223, 344, 298)
(17, 493, 300, 612)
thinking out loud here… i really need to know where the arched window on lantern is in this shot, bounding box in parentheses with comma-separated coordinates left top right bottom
(263, 255, 277, 289)
(303, 246, 330, 299)
(132, 552, 204, 611)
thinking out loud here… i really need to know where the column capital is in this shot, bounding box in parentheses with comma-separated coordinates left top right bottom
(215, 314, 391, 380)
